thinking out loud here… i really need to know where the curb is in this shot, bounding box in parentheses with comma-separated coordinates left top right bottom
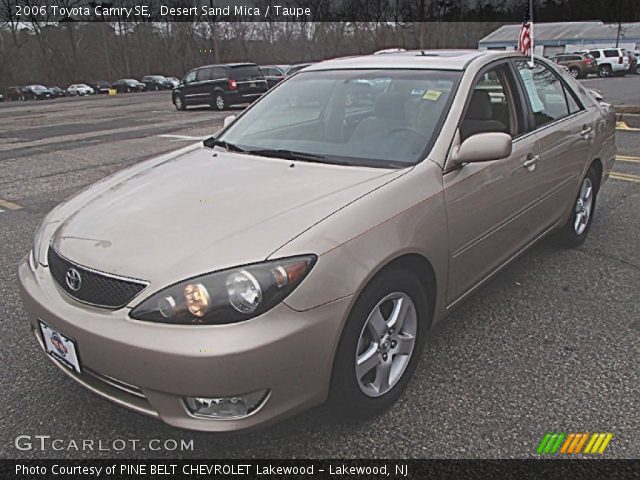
(615, 111, 640, 129)
(614, 106, 640, 115)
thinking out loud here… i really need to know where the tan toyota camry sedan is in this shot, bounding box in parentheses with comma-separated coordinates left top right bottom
(19, 50, 616, 432)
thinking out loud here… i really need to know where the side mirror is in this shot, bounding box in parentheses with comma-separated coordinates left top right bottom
(223, 115, 237, 128)
(451, 132, 512, 166)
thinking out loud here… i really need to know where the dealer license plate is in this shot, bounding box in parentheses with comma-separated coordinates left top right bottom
(38, 320, 81, 373)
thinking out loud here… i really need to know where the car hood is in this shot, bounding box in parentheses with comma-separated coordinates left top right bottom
(50, 146, 401, 292)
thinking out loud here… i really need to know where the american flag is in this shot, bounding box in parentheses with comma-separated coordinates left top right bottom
(518, 2, 532, 56)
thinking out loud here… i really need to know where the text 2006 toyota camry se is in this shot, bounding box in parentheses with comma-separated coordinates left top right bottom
(19, 50, 615, 431)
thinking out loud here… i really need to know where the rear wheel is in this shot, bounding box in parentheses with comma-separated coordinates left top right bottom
(556, 166, 599, 248)
(329, 268, 429, 418)
(212, 92, 227, 111)
(598, 64, 612, 77)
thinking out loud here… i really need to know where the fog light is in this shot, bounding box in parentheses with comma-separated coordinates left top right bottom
(185, 390, 269, 419)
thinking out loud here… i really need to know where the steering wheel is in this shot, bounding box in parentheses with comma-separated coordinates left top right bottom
(387, 127, 428, 140)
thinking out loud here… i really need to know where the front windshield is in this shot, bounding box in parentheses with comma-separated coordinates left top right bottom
(219, 69, 460, 167)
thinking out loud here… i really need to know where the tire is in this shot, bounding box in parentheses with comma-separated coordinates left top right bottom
(154, 85, 159, 91)
(555, 165, 599, 248)
(598, 64, 612, 77)
(569, 67, 580, 79)
(212, 92, 227, 111)
(329, 267, 429, 419)
(173, 94, 186, 111)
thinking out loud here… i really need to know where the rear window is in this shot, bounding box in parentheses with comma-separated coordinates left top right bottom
(604, 49, 620, 58)
(230, 65, 263, 81)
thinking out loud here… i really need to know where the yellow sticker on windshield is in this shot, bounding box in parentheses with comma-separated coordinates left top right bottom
(423, 90, 442, 101)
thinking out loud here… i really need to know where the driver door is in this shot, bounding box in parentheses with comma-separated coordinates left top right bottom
(444, 62, 546, 306)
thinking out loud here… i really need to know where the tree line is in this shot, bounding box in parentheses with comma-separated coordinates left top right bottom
(0, 0, 638, 89)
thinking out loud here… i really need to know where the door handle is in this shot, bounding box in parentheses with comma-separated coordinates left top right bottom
(523, 155, 539, 171)
(580, 126, 593, 138)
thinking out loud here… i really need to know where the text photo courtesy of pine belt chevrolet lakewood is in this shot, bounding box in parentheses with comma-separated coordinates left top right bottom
(18, 50, 615, 432)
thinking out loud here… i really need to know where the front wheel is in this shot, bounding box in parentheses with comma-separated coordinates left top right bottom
(173, 94, 186, 111)
(569, 67, 580, 79)
(329, 268, 429, 418)
(556, 166, 599, 248)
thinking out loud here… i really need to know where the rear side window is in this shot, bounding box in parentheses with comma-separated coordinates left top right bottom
(564, 84, 582, 114)
(515, 61, 570, 128)
(230, 65, 263, 81)
(568, 55, 581, 61)
(604, 49, 619, 58)
(196, 68, 212, 81)
(211, 67, 227, 80)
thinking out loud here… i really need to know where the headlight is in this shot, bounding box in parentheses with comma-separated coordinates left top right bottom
(130, 256, 316, 325)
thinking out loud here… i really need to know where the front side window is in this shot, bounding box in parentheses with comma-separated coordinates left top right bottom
(515, 61, 571, 128)
(184, 71, 196, 83)
(460, 65, 519, 141)
(218, 69, 461, 167)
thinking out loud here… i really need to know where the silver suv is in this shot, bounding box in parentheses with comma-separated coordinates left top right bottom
(584, 48, 630, 77)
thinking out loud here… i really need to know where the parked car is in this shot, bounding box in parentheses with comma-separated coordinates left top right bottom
(166, 77, 180, 88)
(90, 81, 111, 94)
(625, 51, 638, 75)
(111, 79, 146, 93)
(583, 48, 630, 77)
(67, 84, 95, 96)
(48, 86, 66, 98)
(23, 85, 55, 100)
(550, 53, 597, 79)
(141, 75, 173, 91)
(6, 86, 26, 101)
(172, 63, 267, 111)
(285, 63, 313, 76)
(259, 65, 286, 89)
(19, 50, 615, 432)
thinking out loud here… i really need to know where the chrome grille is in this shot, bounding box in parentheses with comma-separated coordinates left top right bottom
(47, 247, 147, 309)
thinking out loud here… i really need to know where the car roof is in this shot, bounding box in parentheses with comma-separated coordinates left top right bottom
(196, 63, 257, 69)
(304, 50, 515, 71)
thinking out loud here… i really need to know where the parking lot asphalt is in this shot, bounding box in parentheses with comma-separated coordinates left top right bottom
(0, 85, 638, 459)
(581, 74, 640, 107)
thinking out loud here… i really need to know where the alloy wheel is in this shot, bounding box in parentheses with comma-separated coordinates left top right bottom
(215, 94, 225, 110)
(355, 292, 417, 397)
(574, 177, 593, 235)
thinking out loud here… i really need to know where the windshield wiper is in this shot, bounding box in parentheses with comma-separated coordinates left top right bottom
(245, 148, 353, 166)
(202, 137, 245, 152)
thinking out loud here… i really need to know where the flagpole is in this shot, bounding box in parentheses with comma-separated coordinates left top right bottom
(529, 0, 535, 67)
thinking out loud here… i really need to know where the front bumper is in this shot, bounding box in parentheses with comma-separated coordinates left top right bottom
(18, 258, 351, 432)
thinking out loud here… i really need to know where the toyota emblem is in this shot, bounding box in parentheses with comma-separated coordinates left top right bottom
(65, 268, 82, 291)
